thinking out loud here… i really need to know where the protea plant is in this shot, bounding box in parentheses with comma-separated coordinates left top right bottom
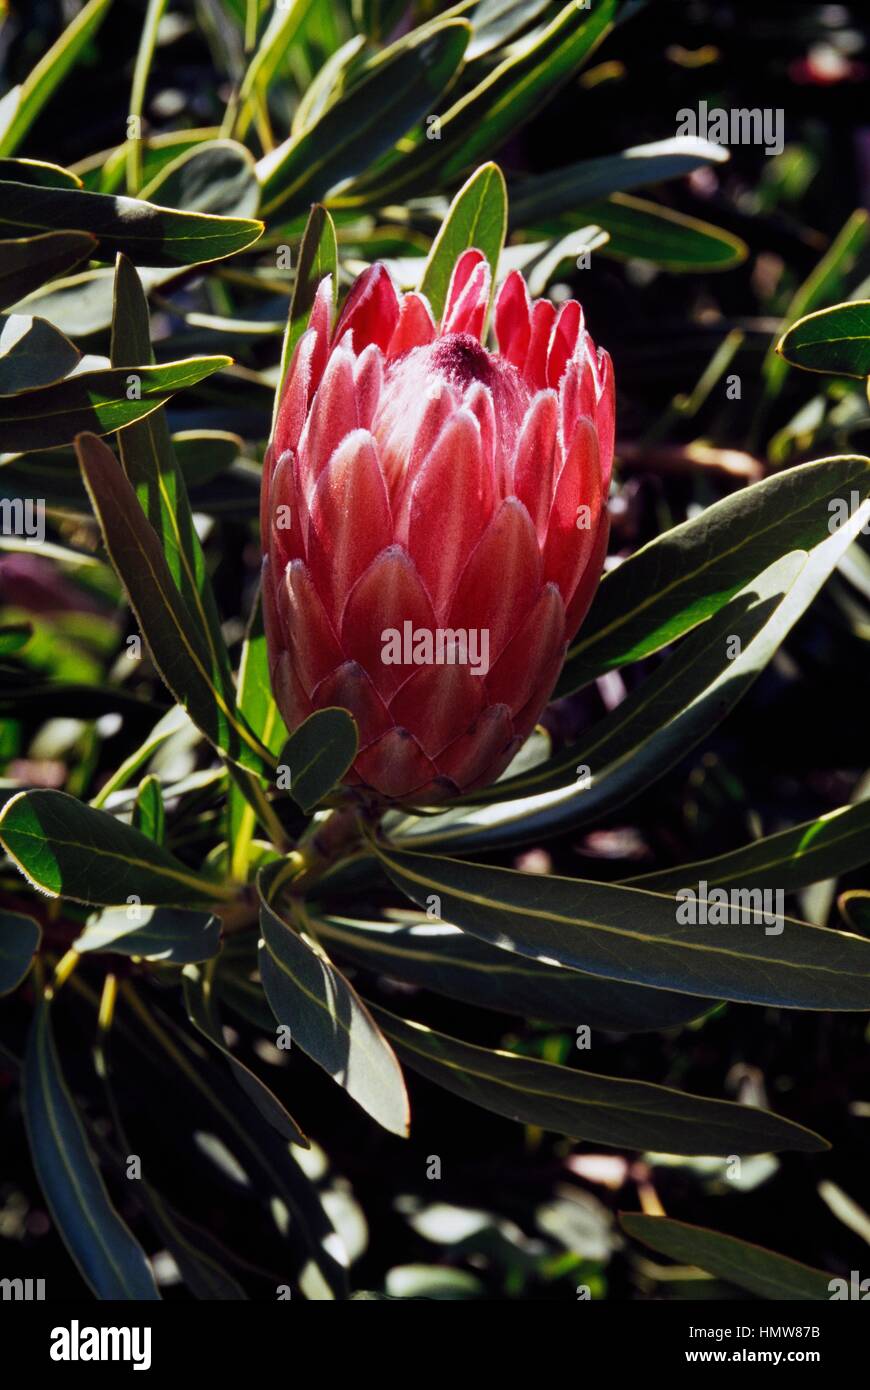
(261, 253, 614, 803)
(1, 0, 869, 1311)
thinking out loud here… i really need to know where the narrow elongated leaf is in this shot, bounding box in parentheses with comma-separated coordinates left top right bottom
(98, 1058, 247, 1300)
(91, 705, 192, 809)
(0, 909, 41, 994)
(347, 0, 615, 202)
(562, 193, 747, 270)
(234, 0, 318, 139)
(125, 0, 169, 194)
(411, 504, 869, 851)
(559, 454, 870, 693)
(258, 864, 409, 1137)
(291, 35, 367, 136)
(620, 1215, 833, 1301)
(0, 0, 113, 157)
(258, 20, 471, 220)
(509, 137, 728, 225)
(1, 355, 230, 452)
(132, 773, 165, 843)
(279, 708, 358, 812)
(764, 210, 869, 397)
(23, 998, 160, 1299)
(182, 961, 307, 1145)
(372, 840, 870, 1010)
(313, 911, 709, 1032)
(76, 433, 272, 775)
(0, 788, 232, 907)
(75, 906, 221, 962)
(140, 140, 260, 219)
(0, 230, 95, 311)
(628, 800, 870, 893)
(419, 163, 507, 320)
(0, 180, 263, 267)
(8, 262, 172, 336)
(227, 591, 288, 877)
(777, 299, 870, 379)
(273, 203, 337, 430)
(0, 313, 80, 394)
(117, 983, 348, 1297)
(467, 0, 553, 60)
(111, 255, 236, 711)
(0, 159, 82, 190)
(373, 1007, 826, 1155)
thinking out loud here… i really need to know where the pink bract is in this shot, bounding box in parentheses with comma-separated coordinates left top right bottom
(261, 249, 614, 804)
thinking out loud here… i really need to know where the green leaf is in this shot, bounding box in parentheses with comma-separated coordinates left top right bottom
(346, 0, 615, 203)
(509, 137, 728, 225)
(258, 863, 409, 1137)
(278, 708, 359, 813)
(0, 621, 32, 655)
(258, 19, 471, 221)
(91, 705, 192, 809)
(0, 314, 80, 395)
(110, 254, 236, 718)
(140, 139, 260, 219)
(7, 262, 174, 336)
(182, 960, 307, 1145)
(0, 159, 82, 190)
(234, 0, 319, 140)
(97, 1057, 248, 1300)
(414, 499, 870, 849)
(0, 788, 233, 907)
(620, 1215, 832, 1301)
(373, 1007, 826, 1155)
(312, 910, 708, 1032)
(839, 891, 870, 934)
(272, 203, 337, 430)
(371, 840, 870, 1010)
(75, 433, 272, 775)
(777, 299, 870, 380)
(560, 192, 747, 271)
(628, 799, 870, 894)
(227, 591, 288, 878)
(74, 906, 221, 962)
(0, 180, 263, 267)
(232, 593, 288, 759)
(23, 997, 160, 1299)
(0, 355, 230, 452)
(764, 209, 869, 397)
(131, 773, 165, 844)
(419, 162, 507, 321)
(125, 0, 169, 195)
(0, 0, 113, 158)
(118, 982, 348, 1297)
(467, 0, 554, 60)
(291, 35, 367, 137)
(559, 454, 870, 693)
(0, 909, 41, 994)
(0, 230, 96, 312)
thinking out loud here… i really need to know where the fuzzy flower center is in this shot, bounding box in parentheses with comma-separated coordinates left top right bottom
(372, 333, 532, 493)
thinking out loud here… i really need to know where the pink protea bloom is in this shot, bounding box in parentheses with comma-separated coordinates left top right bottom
(261, 250, 614, 804)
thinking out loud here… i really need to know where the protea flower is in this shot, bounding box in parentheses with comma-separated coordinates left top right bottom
(261, 251, 614, 803)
